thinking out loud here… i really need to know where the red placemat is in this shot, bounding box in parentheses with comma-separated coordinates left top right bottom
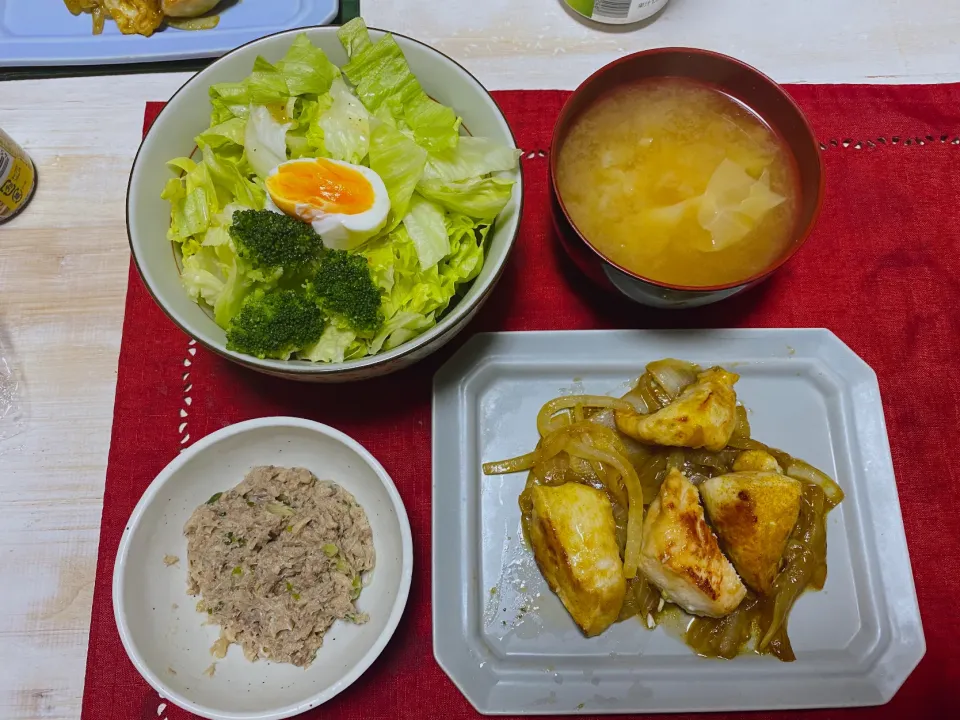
(83, 87, 960, 720)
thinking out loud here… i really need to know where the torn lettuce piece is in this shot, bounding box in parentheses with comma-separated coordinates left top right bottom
(402, 194, 450, 270)
(337, 18, 461, 153)
(278, 34, 340, 96)
(299, 322, 357, 364)
(417, 176, 515, 220)
(245, 105, 291, 179)
(368, 120, 427, 229)
(318, 78, 371, 165)
(423, 136, 522, 183)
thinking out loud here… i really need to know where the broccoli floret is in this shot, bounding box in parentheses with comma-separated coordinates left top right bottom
(226, 288, 326, 359)
(229, 209, 323, 271)
(309, 249, 383, 335)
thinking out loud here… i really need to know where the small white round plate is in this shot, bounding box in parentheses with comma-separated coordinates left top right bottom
(113, 417, 413, 720)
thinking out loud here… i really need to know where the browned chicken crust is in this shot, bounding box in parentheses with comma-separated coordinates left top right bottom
(638, 469, 746, 616)
(700, 470, 802, 595)
(615, 368, 740, 452)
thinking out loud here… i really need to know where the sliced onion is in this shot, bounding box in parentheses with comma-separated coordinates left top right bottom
(635, 374, 672, 411)
(482, 450, 539, 475)
(726, 436, 768, 451)
(731, 405, 751, 440)
(580, 439, 628, 509)
(619, 381, 651, 414)
(646, 359, 700, 401)
(537, 395, 633, 438)
(92, 6, 105, 34)
(587, 408, 618, 430)
(572, 403, 585, 423)
(757, 547, 815, 650)
(167, 16, 221, 31)
(566, 439, 645, 579)
(785, 460, 845, 507)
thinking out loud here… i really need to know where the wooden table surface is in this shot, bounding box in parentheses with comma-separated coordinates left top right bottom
(1, 1, 958, 718)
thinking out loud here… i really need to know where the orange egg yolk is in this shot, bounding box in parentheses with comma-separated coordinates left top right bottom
(266, 159, 374, 217)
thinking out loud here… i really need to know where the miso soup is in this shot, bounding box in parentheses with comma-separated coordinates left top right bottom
(556, 78, 800, 287)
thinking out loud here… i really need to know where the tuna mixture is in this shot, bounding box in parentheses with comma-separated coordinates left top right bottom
(184, 466, 375, 667)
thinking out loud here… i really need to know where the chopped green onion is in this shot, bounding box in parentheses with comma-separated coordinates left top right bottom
(265, 502, 295, 518)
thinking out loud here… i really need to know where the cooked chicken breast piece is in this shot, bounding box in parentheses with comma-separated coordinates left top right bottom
(700, 471, 802, 595)
(528, 483, 626, 636)
(615, 368, 740, 452)
(639, 469, 746, 617)
(732, 449, 782, 473)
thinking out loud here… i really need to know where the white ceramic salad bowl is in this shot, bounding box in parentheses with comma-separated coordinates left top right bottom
(127, 24, 522, 381)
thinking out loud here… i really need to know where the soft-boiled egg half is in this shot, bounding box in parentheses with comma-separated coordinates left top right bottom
(264, 158, 390, 250)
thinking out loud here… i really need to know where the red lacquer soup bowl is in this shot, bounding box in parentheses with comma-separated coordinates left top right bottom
(550, 48, 824, 309)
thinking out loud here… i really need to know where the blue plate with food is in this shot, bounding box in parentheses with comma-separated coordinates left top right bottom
(0, 0, 339, 67)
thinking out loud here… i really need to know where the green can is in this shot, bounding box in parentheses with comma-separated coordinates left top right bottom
(566, 0, 669, 25)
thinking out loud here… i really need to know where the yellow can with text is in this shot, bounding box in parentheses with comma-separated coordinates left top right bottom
(0, 127, 37, 224)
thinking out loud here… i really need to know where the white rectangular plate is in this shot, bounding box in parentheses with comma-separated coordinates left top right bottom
(0, 0, 338, 66)
(432, 329, 924, 715)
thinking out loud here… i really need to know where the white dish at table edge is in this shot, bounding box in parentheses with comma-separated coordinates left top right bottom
(431, 328, 925, 715)
(113, 417, 413, 720)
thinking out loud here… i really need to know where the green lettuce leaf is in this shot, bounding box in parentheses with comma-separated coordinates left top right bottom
(246, 57, 291, 104)
(319, 78, 371, 165)
(404, 94, 462, 154)
(207, 36, 339, 126)
(368, 120, 427, 229)
(180, 247, 227, 306)
(244, 105, 291, 179)
(209, 82, 253, 124)
(417, 176, 514, 219)
(285, 97, 325, 158)
(337, 17, 373, 59)
(354, 213, 490, 356)
(214, 258, 253, 328)
(368, 310, 436, 354)
(196, 117, 246, 149)
(200, 145, 264, 210)
(278, 34, 340, 96)
(423, 136, 522, 183)
(299, 322, 356, 363)
(441, 213, 490, 285)
(209, 57, 289, 124)
(402, 194, 449, 270)
(162, 157, 220, 255)
(302, 93, 336, 155)
(337, 18, 461, 153)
